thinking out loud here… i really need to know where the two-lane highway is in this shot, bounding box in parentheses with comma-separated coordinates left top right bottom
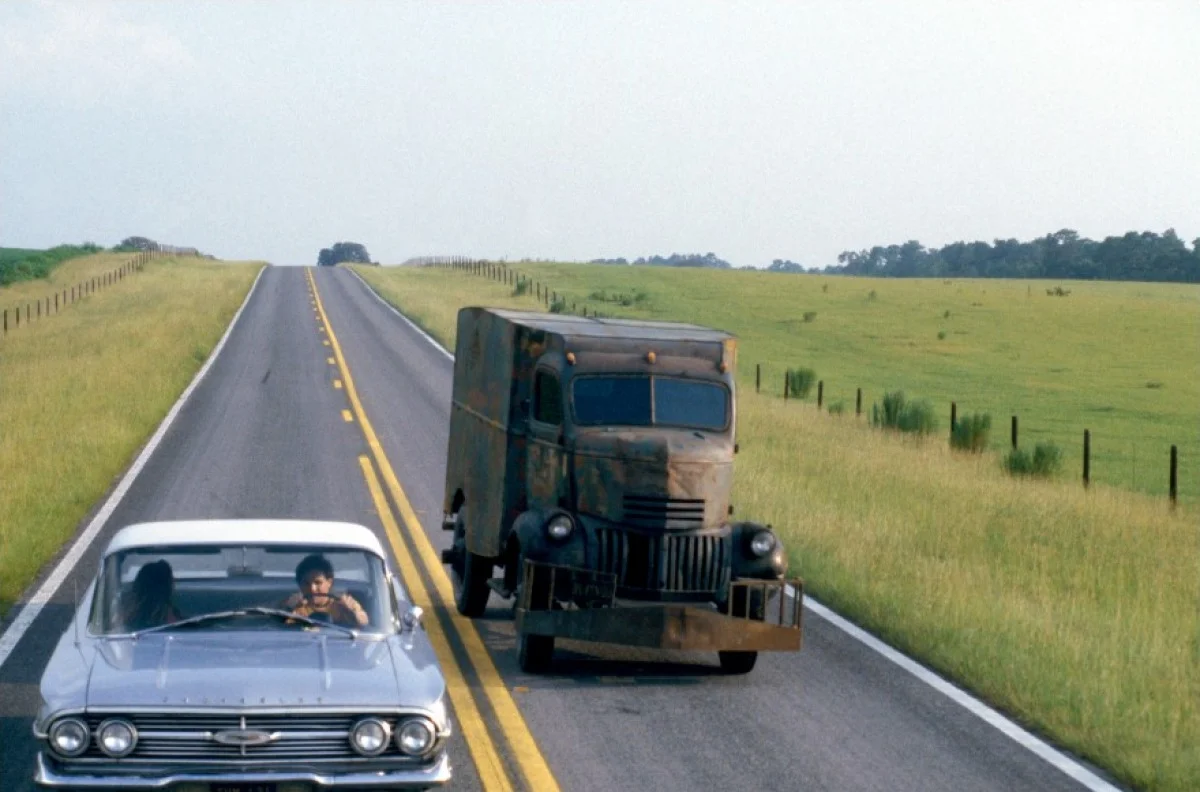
(0, 265, 1122, 791)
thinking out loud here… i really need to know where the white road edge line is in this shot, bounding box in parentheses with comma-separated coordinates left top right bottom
(349, 266, 1126, 792)
(796, 590, 1122, 792)
(0, 266, 268, 671)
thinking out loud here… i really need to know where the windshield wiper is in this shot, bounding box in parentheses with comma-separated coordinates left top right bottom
(129, 607, 359, 639)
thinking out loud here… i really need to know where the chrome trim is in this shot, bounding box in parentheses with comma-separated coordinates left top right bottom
(35, 748, 451, 788)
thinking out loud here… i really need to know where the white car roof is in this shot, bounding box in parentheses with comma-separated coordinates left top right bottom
(102, 519, 388, 558)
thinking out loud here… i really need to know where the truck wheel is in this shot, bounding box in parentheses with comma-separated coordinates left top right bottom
(453, 510, 492, 618)
(456, 549, 492, 617)
(518, 633, 554, 673)
(718, 650, 758, 674)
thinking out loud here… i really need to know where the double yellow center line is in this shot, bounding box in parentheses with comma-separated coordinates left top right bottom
(306, 270, 558, 792)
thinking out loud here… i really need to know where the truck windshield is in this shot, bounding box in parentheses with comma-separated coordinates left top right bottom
(571, 376, 728, 431)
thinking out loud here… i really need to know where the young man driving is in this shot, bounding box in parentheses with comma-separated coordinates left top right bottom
(283, 553, 369, 627)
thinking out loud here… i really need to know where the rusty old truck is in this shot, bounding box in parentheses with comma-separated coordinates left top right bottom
(440, 307, 802, 673)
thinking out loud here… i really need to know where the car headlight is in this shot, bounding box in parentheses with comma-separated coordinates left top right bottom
(545, 514, 574, 541)
(395, 717, 437, 756)
(48, 717, 90, 757)
(748, 530, 776, 558)
(97, 718, 137, 758)
(350, 717, 391, 756)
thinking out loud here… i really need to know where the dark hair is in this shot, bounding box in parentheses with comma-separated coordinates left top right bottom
(295, 553, 334, 584)
(124, 560, 175, 630)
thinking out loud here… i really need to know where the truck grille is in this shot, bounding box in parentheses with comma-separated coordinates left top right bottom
(622, 495, 706, 528)
(80, 713, 422, 763)
(595, 529, 729, 594)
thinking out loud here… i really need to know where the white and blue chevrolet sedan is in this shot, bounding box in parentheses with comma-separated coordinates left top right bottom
(33, 519, 452, 791)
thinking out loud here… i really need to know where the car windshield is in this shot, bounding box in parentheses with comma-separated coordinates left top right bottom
(571, 375, 729, 431)
(89, 544, 395, 636)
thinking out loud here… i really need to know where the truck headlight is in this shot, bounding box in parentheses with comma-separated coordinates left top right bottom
(748, 530, 776, 557)
(349, 717, 391, 756)
(545, 514, 574, 541)
(48, 717, 90, 757)
(395, 717, 437, 756)
(97, 718, 137, 758)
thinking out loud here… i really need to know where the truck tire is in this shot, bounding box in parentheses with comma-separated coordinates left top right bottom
(453, 510, 492, 617)
(718, 650, 758, 674)
(518, 632, 554, 673)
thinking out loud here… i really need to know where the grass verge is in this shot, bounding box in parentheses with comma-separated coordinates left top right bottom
(353, 262, 1199, 792)
(0, 255, 264, 617)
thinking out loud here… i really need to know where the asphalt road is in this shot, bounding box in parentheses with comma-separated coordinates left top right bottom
(0, 265, 1122, 792)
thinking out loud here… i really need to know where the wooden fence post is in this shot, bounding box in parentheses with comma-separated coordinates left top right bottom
(950, 401, 957, 433)
(1083, 430, 1090, 488)
(817, 380, 823, 409)
(856, 388, 862, 416)
(3, 309, 6, 333)
(756, 364, 760, 393)
(1011, 415, 1018, 448)
(1169, 445, 1178, 508)
(784, 374, 790, 402)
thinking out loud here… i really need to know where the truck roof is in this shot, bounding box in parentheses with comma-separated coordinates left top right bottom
(484, 308, 733, 343)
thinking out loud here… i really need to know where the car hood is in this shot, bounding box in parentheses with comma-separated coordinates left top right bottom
(86, 633, 443, 709)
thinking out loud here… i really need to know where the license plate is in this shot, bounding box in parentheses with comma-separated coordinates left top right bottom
(211, 784, 277, 792)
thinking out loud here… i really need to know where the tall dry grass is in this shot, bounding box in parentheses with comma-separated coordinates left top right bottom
(354, 263, 1199, 791)
(0, 256, 263, 615)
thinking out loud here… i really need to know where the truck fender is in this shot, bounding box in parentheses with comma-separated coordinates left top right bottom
(729, 520, 788, 580)
(509, 509, 587, 569)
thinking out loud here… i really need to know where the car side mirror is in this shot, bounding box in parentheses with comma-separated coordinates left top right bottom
(402, 605, 424, 633)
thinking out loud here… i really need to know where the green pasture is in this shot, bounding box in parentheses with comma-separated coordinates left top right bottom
(353, 261, 1198, 791)
(377, 262, 1198, 502)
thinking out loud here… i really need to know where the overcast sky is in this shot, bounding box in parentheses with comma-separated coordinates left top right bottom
(2, 1, 1197, 268)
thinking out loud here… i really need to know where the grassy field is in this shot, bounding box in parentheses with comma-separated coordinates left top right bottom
(1, 250, 145, 324)
(391, 262, 1199, 502)
(0, 244, 107, 287)
(0, 254, 263, 617)
(353, 262, 1199, 792)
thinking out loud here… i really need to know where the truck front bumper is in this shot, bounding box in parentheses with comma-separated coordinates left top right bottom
(515, 560, 803, 653)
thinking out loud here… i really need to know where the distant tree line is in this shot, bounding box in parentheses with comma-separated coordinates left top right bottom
(768, 259, 805, 273)
(1, 237, 207, 286)
(318, 241, 373, 266)
(589, 252, 733, 269)
(0, 243, 102, 286)
(819, 229, 1198, 282)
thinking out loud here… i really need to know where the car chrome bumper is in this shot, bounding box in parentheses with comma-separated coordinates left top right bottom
(34, 751, 452, 789)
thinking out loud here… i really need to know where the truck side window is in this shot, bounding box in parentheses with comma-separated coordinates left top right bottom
(534, 370, 563, 425)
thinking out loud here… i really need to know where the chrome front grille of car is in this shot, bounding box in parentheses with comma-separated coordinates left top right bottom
(595, 529, 729, 594)
(622, 495, 706, 528)
(80, 713, 420, 763)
